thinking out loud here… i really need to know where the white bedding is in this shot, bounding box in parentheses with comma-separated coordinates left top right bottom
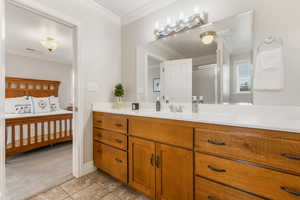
(5, 109, 73, 119)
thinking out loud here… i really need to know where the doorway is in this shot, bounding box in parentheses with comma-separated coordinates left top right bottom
(0, 0, 83, 200)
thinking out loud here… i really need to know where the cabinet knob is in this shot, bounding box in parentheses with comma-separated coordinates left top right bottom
(156, 156, 160, 168)
(150, 154, 155, 166)
(281, 186, 300, 196)
(115, 158, 123, 163)
(208, 139, 226, 146)
(114, 139, 123, 144)
(281, 153, 300, 161)
(207, 196, 215, 200)
(208, 165, 226, 173)
(96, 133, 102, 138)
(96, 120, 102, 124)
(115, 123, 123, 127)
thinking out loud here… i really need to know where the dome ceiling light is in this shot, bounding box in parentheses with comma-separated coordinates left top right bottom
(40, 37, 58, 52)
(200, 31, 216, 45)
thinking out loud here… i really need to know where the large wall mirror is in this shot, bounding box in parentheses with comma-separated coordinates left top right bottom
(137, 10, 254, 105)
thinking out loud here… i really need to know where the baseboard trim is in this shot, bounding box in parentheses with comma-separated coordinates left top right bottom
(80, 161, 96, 176)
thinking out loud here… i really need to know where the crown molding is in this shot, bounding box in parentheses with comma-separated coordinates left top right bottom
(122, 0, 177, 25)
(89, 0, 121, 25)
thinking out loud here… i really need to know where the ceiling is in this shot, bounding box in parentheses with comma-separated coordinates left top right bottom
(95, 0, 154, 16)
(6, 3, 74, 65)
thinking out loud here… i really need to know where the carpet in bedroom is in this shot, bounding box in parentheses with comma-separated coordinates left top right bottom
(5, 142, 73, 200)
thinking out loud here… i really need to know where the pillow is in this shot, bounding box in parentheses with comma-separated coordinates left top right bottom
(5, 96, 33, 114)
(49, 96, 61, 111)
(32, 97, 51, 113)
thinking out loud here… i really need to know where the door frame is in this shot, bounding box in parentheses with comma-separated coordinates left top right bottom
(136, 46, 166, 102)
(0, 0, 86, 199)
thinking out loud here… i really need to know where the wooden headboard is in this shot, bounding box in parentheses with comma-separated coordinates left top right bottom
(5, 77, 60, 98)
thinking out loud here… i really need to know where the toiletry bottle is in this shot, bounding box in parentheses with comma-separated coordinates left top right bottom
(199, 96, 204, 104)
(192, 96, 199, 113)
(156, 96, 161, 112)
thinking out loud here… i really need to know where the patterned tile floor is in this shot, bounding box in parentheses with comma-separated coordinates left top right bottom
(28, 170, 150, 200)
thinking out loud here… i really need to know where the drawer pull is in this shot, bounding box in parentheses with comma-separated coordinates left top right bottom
(96, 120, 102, 124)
(207, 196, 215, 200)
(156, 156, 160, 168)
(150, 154, 155, 166)
(114, 139, 123, 144)
(281, 186, 300, 196)
(208, 165, 226, 173)
(115, 158, 123, 163)
(281, 153, 300, 161)
(96, 133, 102, 138)
(208, 139, 226, 146)
(97, 150, 102, 154)
(115, 123, 123, 127)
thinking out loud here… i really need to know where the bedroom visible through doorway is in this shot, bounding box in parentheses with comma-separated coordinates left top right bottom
(4, 2, 76, 200)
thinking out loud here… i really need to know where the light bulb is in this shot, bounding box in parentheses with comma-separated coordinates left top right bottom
(179, 12, 184, 20)
(193, 6, 200, 14)
(166, 17, 171, 25)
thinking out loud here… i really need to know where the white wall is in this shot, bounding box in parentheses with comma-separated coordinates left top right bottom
(3, 0, 122, 163)
(122, 0, 300, 106)
(5, 53, 73, 108)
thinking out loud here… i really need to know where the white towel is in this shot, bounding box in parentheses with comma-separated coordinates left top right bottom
(254, 47, 284, 90)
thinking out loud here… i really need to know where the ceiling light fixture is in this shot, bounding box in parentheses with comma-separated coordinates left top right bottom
(200, 31, 216, 45)
(40, 37, 58, 52)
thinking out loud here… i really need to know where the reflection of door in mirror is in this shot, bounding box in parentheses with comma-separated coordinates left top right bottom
(193, 64, 217, 104)
(160, 59, 192, 103)
(147, 55, 163, 102)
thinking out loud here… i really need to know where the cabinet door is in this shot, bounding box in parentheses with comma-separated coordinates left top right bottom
(156, 144, 193, 200)
(93, 142, 127, 183)
(129, 137, 156, 199)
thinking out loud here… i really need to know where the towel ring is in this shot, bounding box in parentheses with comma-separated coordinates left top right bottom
(258, 36, 283, 52)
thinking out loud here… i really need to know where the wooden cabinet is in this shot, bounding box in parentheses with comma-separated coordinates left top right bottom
(93, 112, 127, 133)
(195, 153, 300, 200)
(129, 118, 193, 149)
(195, 126, 300, 174)
(156, 144, 193, 200)
(93, 128, 127, 150)
(93, 112, 300, 200)
(195, 177, 264, 200)
(128, 137, 193, 200)
(93, 141, 127, 183)
(128, 137, 156, 199)
(93, 113, 128, 183)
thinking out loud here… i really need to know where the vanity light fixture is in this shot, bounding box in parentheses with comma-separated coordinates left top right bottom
(154, 8, 208, 39)
(40, 37, 58, 52)
(200, 31, 216, 44)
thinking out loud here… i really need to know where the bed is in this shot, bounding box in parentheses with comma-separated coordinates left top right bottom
(5, 77, 73, 157)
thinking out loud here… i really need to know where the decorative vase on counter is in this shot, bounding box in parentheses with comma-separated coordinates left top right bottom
(113, 83, 125, 109)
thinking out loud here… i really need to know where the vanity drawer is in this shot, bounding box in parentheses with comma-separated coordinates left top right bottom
(195, 176, 264, 200)
(93, 128, 127, 150)
(195, 127, 300, 174)
(129, 118, 193, 149)
(93, 141, 127, 183)
(195, 153, 300, 200)
(93, 112, 128, 133)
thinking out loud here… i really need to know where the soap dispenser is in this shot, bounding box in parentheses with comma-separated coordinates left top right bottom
(192, 96, 199, 113)
(156, 96, 161, 112)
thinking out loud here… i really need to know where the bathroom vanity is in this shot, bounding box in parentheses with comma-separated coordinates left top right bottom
(92, 109, 300, 200)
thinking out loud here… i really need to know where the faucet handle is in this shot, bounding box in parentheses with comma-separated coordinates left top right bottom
(177, 105, 184, 113)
